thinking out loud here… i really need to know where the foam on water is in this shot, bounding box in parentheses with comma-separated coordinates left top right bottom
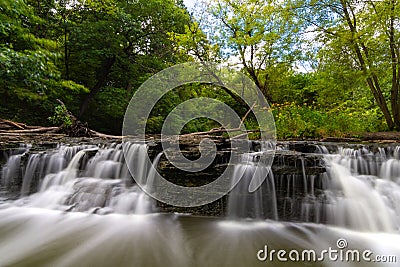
(1, 143, 159, 214)
(1, 142, 400, 266)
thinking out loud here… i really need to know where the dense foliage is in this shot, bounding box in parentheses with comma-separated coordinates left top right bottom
(1, 0, 399, 138)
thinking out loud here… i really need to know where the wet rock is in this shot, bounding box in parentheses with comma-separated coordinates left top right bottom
(65, 178, 122, 212)
(5, 137, 400, 222)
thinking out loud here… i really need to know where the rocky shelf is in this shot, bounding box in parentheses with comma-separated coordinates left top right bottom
(1, 137, 399, 222)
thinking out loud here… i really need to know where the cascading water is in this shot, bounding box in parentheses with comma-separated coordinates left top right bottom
(227, 152, 278, 220)
(0, 141, 400, 266)
(1, 143, 158, 214)
(264, 144, 400, 232)
(322, 146, 400, 232)
(226, 142, 400, 232)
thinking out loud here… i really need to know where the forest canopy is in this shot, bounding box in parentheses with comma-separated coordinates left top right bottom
(1, 0, 399, 138)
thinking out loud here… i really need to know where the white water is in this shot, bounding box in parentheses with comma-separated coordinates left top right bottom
(0, 206, 398, 267)
(227, 152, 278, 220)
(323, 147, 400, 232)
(1, 142, 400, 266)
(1, 143, 158, 214)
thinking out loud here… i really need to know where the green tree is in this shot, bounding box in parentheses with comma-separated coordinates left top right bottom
(0, 0, 86, 124)
(209, 0, 302, 101)
(62, 0, 191, 118)
(298, 0, 400, 130)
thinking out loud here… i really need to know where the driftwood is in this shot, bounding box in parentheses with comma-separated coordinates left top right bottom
(0, 118, 121, 139)
(180, 127, 262, 137)
(0, 102, 260, 140)
(0, 100, 121, 138)
(90, 130, 123, 139)
(0, 119, 25, 130)
(0, 115, 257, 140)
(0, 127, 59, 133)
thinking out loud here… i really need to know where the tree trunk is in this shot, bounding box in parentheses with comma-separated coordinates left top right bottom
(340, 0, 395, 129)
(389, 0, 400, 129)
(200, 62, 249, 107)
(79, 55, 116, 117)
(64, 21, 69, 80)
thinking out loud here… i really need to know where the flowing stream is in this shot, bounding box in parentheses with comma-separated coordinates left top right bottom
(0, 141, 399, 266)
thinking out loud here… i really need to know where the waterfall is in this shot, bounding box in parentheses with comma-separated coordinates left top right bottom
(227, 152, 278, 220)
(1, 154, 23, 189)
(324, 161, 397, 231)
(322, 146, 400, 232)
(3, 141, 400, 228)
(224, 142, 400, 231)
(1, 141, 400, 267)
(145, 152, 163, 194)
(0, 142, 160, 214)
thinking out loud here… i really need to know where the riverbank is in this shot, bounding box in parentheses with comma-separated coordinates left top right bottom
(3, 117, 400, 148)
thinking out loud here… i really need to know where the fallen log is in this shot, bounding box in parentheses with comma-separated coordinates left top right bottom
(0, 127, 60, 134)
(0, 119, 26, 130)
(89, 130, 123, 139)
